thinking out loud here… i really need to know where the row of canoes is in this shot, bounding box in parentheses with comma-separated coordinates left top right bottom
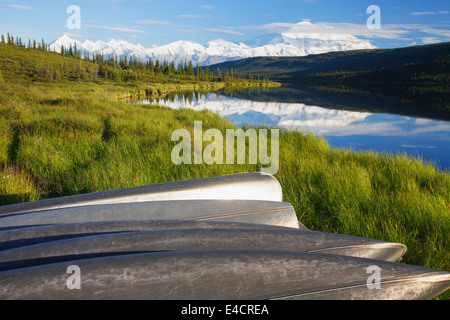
(0, 172, 449, 300)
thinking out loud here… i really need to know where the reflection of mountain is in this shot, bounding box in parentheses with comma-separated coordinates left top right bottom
(226, 111, 280, 127)
(210, 42, 450, 120)
(145, 93, 373, 135)
(140, 92, 450, 139)
(219, 83, 450, 122)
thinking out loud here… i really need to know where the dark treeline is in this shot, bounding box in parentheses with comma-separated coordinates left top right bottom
(1, 33, 263, 83)
(211, 42, 450, 87)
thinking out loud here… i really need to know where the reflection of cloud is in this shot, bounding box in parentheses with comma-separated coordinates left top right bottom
(278, 121, 402, 136)
(401, 145, 437, 149)
(139, 94, 450, 138)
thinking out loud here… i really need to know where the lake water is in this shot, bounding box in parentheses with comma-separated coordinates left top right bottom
(136, 84, 450, 171)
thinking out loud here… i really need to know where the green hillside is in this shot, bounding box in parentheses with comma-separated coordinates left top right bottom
(212, 42, 450, 82)
(0, 38, 275, 94)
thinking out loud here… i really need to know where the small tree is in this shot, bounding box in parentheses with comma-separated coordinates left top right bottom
(93, 61, 99, 81)
(216, 67, 222, 80)
(195, 63, 200, 77)
(187, 60, 194, 76)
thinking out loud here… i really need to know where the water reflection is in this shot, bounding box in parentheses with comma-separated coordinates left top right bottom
(136, 91, 450, 169)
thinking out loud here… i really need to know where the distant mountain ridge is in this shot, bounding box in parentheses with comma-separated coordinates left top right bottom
(209, 41, 450, 83)
(49, 21, 376, 66)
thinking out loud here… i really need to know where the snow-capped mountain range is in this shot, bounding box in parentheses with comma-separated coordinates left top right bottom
(49, 22, 376, 66)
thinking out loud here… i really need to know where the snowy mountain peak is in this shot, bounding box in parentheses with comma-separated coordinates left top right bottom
(49, 27, 376, 66)
(51, 35, 81, 50)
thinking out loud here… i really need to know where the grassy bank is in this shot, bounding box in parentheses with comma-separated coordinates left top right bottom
(0, 42, 449, 299)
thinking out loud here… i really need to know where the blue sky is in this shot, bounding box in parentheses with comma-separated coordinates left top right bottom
(1, 0, 449, 48)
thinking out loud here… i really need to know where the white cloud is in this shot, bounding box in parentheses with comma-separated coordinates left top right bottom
(84, 25, 147, 34)
(179, 27, 244, 36)
(239, 21, 450, 43)
(200, 5, 215, 10)
(199, 28, 244, 36)
(411, 11, 450, 16)
(5, 4, 35, 10)
(400, 145, 437, 149)
(241, 21, 410, 40)
(134, 20, 173, 25)
(420, 26, 450, 38)
(63, 32, 83, 38)
(421, 37, 443, 44)
(178, 15, 204, 18)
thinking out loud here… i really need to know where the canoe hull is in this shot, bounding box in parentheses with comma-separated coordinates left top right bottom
(0, 227, 407, 272)
(0, 220, 297, 250)
(1, 250, 448, 300)
(0, 172, 283, 216)
(0, 200, 302, 230)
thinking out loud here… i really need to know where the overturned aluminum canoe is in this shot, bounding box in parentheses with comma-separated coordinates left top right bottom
(0, 250, 448, 300)
(0, 220, 298, 250)
(0, 227, 407, 271)
(0, 200, 301, 229)
(0, 172, 282, 216)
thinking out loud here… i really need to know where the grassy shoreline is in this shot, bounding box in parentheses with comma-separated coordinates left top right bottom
(1, 43, 449, 299)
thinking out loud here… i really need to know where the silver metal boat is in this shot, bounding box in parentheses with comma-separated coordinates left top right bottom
(0, 220, 299, 250)
(0, 200, 301, 229)
(0, 172, 283, 216)
(0, 227, 407, 272)
(1, 250, 448, 300)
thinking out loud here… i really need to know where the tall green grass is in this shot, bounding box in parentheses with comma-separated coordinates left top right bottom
(278, 131, 449, 274)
